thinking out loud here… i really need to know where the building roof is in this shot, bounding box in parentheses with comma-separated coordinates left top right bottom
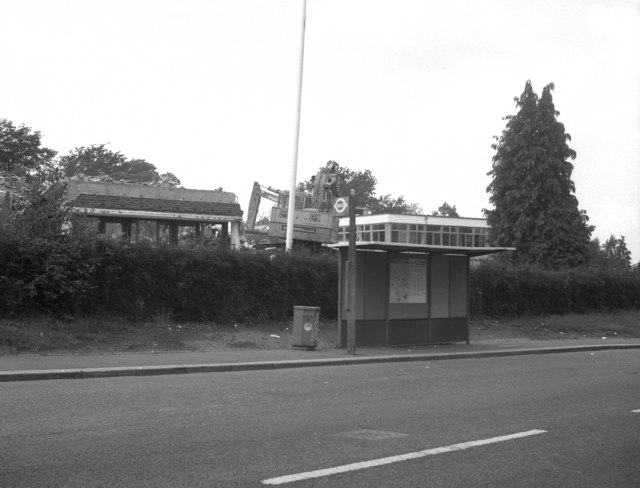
(66, 181, 243, 222)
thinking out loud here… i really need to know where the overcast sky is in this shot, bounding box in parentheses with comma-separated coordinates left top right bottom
(2, 0, 639, 259)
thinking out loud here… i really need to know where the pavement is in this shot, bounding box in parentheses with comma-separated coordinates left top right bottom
(2, 336, 640, 382)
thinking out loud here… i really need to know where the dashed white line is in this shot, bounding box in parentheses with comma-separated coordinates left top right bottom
(261, 429, 547, 485)
(632, 409, 640, 413)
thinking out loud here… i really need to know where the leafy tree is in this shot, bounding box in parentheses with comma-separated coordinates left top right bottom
(3, 166, 80, 240)
(299, 164, 420, 214)
(299, 166, 377, 209)
(431, 202, 459, 217)
(0, 172, 100, 315)
(58, 144, 180, 187)
(587, 235, 632, 272)
(370, 194, 422, 215)
(244, 214, 271, 235)
(334, 167, 378, 211)
(157, 171, 181, 188)
(485, 81, 593, 269)
(0, 118, 57, 175)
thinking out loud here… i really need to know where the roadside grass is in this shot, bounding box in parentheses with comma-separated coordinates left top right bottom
(0, 317, 338, 355)
(474, 310, 640, 339)
(1, 310, 638, 355)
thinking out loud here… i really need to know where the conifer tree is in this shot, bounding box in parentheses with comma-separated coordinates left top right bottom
(485, 81, 592, 269)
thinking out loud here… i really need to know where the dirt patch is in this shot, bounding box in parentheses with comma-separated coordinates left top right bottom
(0, 320, 338, 355)
(1, 312, 638, 356)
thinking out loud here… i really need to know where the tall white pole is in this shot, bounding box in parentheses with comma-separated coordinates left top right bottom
(285, 0, 307, 252)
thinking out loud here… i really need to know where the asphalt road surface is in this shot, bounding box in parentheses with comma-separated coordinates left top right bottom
(2, 350, 639, 487)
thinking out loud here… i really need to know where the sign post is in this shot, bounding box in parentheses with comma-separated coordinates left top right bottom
(346, 189, 357, 355)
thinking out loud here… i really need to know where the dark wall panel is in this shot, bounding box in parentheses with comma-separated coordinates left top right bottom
(431, 255, 449, 318)
(356, 252, 366, 319)
(430, 318, 468, 343)
(340, 320, 386, 347)
(449, 256, 468, 317)
(388, 319, 429, 346)
(363, 252, 387, 320)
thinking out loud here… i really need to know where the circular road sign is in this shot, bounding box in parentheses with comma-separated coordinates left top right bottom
(333, 197, 347, 214)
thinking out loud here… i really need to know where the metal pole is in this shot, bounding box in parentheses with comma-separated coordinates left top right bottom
(285, 0, 307, 252)
(346, 189, 357, 354)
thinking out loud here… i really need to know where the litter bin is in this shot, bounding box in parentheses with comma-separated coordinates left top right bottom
(292, 306, 320, 349)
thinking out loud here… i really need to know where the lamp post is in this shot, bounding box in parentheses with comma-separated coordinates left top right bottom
(285, 0, 307, 252)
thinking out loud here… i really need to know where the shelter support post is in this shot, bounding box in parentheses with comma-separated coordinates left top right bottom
(346, 189, 357, 355)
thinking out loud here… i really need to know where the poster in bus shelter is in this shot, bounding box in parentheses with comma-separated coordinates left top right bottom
(389, 258, 427, 303)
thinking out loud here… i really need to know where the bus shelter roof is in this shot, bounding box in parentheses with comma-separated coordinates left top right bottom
(325, 241, 514, 257)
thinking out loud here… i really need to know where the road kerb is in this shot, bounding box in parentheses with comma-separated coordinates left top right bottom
(0, 343, 638, 382)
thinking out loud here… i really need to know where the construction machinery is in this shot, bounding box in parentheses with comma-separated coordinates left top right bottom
(245, 161, 348, 247)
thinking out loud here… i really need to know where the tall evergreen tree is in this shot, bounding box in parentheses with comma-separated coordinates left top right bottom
(485, 81, 592, 269)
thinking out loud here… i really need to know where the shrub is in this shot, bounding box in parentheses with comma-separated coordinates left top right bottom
(470, 262, 640, 318)
(77, 245, 339, 322)
(3, 232, 639, 324)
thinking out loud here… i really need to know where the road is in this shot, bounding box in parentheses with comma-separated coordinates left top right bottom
(2, 350, 639, 487)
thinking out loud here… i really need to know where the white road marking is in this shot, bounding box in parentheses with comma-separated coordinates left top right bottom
(632, 409, 640, 413)
(332, 429, 409, 441)
(261, 429, 547, 485)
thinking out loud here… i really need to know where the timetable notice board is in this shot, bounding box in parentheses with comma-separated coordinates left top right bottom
(389, 258, 427, 304)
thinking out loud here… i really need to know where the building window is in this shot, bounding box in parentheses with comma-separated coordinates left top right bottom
(426, 225, 441, 245)
(359, 224, 370, 242)
(371, 223, 386, 241)
(101, 220, 129, 241)
(155, 222, 171, 245)
(95, 218, 235, 247)
(133, 220, 157, 244)
(338, 220, 489, 247)
(391, 224, 408, 243)
(338, 224, 386, 242)
(358, 223, 386, 242)
(177, 224, 198, 246)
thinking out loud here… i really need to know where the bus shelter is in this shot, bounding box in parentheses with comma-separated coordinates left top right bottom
(327, 214, 512, 347)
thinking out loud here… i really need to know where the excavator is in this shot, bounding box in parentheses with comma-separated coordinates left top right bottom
(245, 161, 347, 247)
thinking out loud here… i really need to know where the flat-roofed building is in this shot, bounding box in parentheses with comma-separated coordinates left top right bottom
(337, 213, 490, 248)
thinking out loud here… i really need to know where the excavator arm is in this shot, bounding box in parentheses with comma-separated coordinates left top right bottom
(246, 182, 283, 231)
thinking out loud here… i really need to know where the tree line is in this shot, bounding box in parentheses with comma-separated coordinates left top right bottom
(0, 118, 180, 186)
(1, 78, 635, 273)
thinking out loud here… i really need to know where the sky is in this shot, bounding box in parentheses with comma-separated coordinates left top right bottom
(1, 0, 639, 260)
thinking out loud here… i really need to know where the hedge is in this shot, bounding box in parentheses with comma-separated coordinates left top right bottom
(470, 264, 640, 317)
(0, 238, 339, 322)
(1, 237, 639, 322)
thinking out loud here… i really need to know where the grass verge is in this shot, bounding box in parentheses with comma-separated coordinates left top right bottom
(474, 310, 640, 339)
(1, 310, 639, 355)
